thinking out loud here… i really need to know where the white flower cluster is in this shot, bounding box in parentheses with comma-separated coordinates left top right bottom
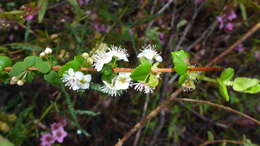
(62, 69, 92, 91)
(40, 47, 53, 58)
(62, 45, 163, 96)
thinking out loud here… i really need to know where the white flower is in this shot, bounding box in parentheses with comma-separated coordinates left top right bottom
(101, 80, 122, 96)
(133, 82, 154, 94)
(137, 45, 163, 62)
(107, 46, 129, 62)
(92, 46, 128, 71)
(62, 68, 92, 91)
(44, 47, 53, 54)
(114, 73, 131, 90)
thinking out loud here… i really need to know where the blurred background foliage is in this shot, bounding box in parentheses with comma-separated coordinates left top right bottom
(0, 0, 260, 145)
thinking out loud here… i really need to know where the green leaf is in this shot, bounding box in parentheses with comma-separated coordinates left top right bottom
(44, 71, 61, 85)
(59, 56, 84, 76)
(217, 79, 230, 101)
(67, 0, 83, 17)
(147, 74, 159, 88)
(239, 3, 248, 26)
(9, 62, 27, 77)
(35, 61, 51, 73)
(38, 0, 48, 23)
(220, 68, 234, 81)
(178, 73, 188, 85)
(171, 50, 189, 75)
(23, 56, 41, 67)
(233, 77, 259, 92)
(7, 43, 42, 51)
(130, 62, 152, 81)
(0, 56, 12, 72)
(243, 84, 260, 94)
(75, 110, 100, 116)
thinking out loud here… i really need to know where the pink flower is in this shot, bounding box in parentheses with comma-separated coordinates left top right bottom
(40, 133, 55, 146)
(51, 122, 63, 131)
(25, 15, 34, 21)
(52, 127, 68, 143)
(225, 10, 237, 21)
(224, 23, 234, 32)
(216, 16, 224, 29)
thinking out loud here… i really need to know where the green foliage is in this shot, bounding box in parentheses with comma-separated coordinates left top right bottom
(130, 61, 152, 81)
(0, 56, 12, 72)
(233, 77, 260, 94)
(147, 74, 159, 88)
(37, 0, 48, 23)
(171, 50, 189, 75)
(9, 62, 27, 77)
(44, 70, 61, 85)
(75, 110, 100, 116)
(219, 68, 234, 81)
(35, 60, 51, 73)
(7, 43, 42, 51)
(217, 78, 230, 101)
(59, 56, 84, 76)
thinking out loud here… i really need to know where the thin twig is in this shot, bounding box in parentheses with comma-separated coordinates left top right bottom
(199, 139, 244, 146)
(133, 95, 150, 146)
(173, 98, 260, 125)
(175, 4, 203, 50)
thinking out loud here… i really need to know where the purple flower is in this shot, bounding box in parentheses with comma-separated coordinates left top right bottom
(94, 23, 108, 33)
(255, 51, 260, 62)
(234, 44, 245, 52)
(40, 133, 55, 146)
(225, 10, 237, 21)
(159, 33, 166, 45)
(216, 16, 224, 29)
(224, 23, 234, 32)
(52, 127, 68, 143)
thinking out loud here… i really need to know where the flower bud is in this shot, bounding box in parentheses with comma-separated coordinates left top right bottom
(82, 52, 89, 59)
(44, 47, 53, 54)
(17, 80, 25, 86)
(87, 57, 93, 64)
(11, 76, 19, 82)
(40, 52, 46, 58)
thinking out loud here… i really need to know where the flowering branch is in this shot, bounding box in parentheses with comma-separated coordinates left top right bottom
(3, 66, 224, 73)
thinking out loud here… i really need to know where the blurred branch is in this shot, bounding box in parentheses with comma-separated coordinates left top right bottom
(175, 3, 203, 50)
(199, 139, 244, 146)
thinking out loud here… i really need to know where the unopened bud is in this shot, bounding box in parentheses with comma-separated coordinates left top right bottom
(40, 52, 46, 57)
(17, 80, 25, 86)
(82, 52, 89, 59)
(87, 57, 93, 64)
(44, 47, 53, 54)
(11, 76, 19, 82)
